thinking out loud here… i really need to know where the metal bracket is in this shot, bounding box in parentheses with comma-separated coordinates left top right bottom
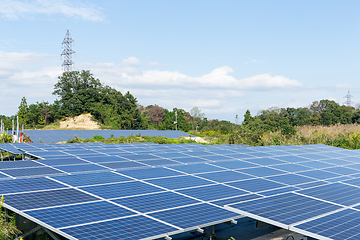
(164, 234, 172, 240)
(196, 227, 204, 233)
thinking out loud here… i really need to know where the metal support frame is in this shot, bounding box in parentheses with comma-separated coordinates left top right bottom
(15, 225, 61, 240)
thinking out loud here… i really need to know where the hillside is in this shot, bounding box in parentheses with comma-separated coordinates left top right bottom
(59, 113, 100, 129)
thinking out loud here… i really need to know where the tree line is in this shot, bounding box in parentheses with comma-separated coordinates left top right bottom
(4, 70, 358, 137)
(230, 100, 360, 145)
(9, 70, 233, 133)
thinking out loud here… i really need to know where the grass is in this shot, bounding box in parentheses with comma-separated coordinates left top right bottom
(257, 124, 360, 150)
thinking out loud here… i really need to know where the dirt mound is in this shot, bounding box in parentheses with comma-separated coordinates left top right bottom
(59, 113, 100, 129)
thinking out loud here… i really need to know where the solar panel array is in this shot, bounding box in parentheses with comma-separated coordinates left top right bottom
(20, 130, 192, 143)
(1, 143, 360, 240)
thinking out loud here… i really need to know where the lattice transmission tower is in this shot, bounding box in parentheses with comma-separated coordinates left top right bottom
(61, 30, 75, 72)
(344, 90, 353, 107)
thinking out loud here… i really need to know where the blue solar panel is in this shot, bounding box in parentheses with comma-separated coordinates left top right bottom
(79, 155, 129, 163)
(149, 203, 239, 229)
(112, 192, 200, 213)
(211, 194, 263, 207)
(25, 201, 136, 228)
(152, 152, 189, 158)
(223, 153, 254, 159)
(196, 170, 253, 183)
(139, 159, 180, 166)
(99, 161, 147, 169)
(35, 158, 88, 166)
(298, 169, 341, 180)
(210, 160, 258, 169)
(61, 215, 179, 240)
(270, 163, 312, 172)
(118, 167, 182, 179)
(178, 184, 248, 201)
(260, 186, 300, 196)
(55, 164, 109, 173)
(0, 161, 43, 169)
(0, 177, 66, 194)
(298, 183, 360, 206)
(275, 155, 313, 162)
(320, 158, 353, 166)
(298, 161, 335, 169)
(265, 174, 316, 185)
(292, 209, 360, 240)
(227, 193, 342, 226)
(80, 181, 164, 199)
(8, 142, 360, 240)
(236, 166, 287, 177)
(168, 156, 208, 163)
(324, 166, 360, 175)
(4, 188, 98, 210)
(1, 166, 64, 177)
(146, 175, 213, 190)
(122, 154, 162, 160)
(168, 163, 224, 174)
(51, 171, 132, 187)
(227, 178, 287, 193)
(243, 157, 286, 166)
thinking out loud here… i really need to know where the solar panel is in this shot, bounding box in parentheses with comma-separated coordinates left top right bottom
(291, 209, 360, 240)
(1, 166, 64, 178)
(51, 171, 133, 187)
(25, 201, 136, 228)
(7, 142, 360, 240)
(61, 215, 179, 240)
(4, 188, 98, 210)
(112, 191, 200, 213)
(226, 193, 342, 227)
(178, 184, 248, 201)
(148, 203, 240, 229)
(80, 181, 164, 199)
(146, 175, 214, 190)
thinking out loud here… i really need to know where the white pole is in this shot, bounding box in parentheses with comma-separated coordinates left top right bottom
(12, 119, 14, 142)
(17, 115, 19, 142)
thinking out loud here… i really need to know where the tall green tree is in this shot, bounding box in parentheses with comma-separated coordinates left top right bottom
(17, 97, 28, 128)
(53, 70, 102, 116)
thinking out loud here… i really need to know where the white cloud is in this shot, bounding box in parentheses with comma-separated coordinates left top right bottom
(148, 62, 165, 67)
(335, 83, 355, 89)
(122, 57, 141, 66)
(244, 58, 265, 64)
(0, 0, 105, 22)
(0, 51, 308, 120)
(95, 65, 303, 90)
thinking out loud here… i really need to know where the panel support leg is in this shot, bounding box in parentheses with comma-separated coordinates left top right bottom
(14, 225, 42, 240)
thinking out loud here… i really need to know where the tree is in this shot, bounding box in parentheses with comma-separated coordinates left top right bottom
(146, 105, 165, 127)
(190, 107, 205, 130)
(243, 110, 252, 125)
(53, 70, 102, 116)
(17, 97, 28, 128)
(0, 196, 21, 239)
(27, 104, 41, 128)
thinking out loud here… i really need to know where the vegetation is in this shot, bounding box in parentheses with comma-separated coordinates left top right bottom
(0, 196, 21, 240)
(4, 69, 360, 150)
(230, 101, 360, 149)
(66, 134, 197, 144)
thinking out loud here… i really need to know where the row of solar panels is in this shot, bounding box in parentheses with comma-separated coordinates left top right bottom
(12, 130, 193, 143)
(1, 142, 360, 240)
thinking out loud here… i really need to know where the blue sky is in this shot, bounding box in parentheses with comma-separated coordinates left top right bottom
(1, 0, 359, 122)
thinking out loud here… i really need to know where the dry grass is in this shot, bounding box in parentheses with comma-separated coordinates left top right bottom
(260, 123, 360, 149)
